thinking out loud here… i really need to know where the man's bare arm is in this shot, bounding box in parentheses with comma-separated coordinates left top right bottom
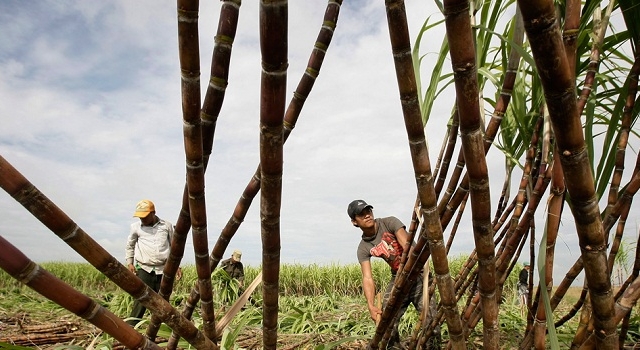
(361, 260, 381, 322)
(395, 226, 411, 251)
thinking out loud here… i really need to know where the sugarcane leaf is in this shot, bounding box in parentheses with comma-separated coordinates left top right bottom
(0, 343, 36, 350)
(413, 16, 445, 110)
(618, 0, 640, 45)
(473, 24, 537, 70)
(417, 36, 451, 126)
(478, 66, 500, 86)
(594, 76, 629, 197)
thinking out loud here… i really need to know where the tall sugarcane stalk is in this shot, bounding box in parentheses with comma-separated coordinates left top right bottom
(0, 155, 217, 350)
(524, 1, 585, 333)
(463, 87, 545, 322)
(443, 0, 499, 347)
(205, 0, 342, 271)
(376, 1, 464, 349)
(574, 2, 618, 203)
(259, 1, 287, 348)
(437, 34, 526, 234)
(406, 4, 526, 343)
(562, 0, 581, 73)
(434, 110, 459, 197)
(459, 117, 547, 331)
(533, 152, 565, 348)
(575, 1, 615, 117)
(176, 0, 217, 341)
(553, 267, 587, 325)
(527, 107, 560, 348)
(549, 163, 639, 326)
(615, 232, 640, 345)
(441, 9, 528, 323)
(162, 0, 242, 345)
(578, 274, 640, 349)
(166, 3, 343, 348)
(437, 143, 467, 220)
(0, 236, 161, 350)
(517, 0, 618, 347)
(466, 161, 553, 331)
(444, 193, 468, 251)
(543, 165, 640, 336)
(571, 294, 594, 348)
(493, 199, 521, 257)
(525, 13, 634, 347)
(605, 55, 640, 271)
(493, 7, 526, 220)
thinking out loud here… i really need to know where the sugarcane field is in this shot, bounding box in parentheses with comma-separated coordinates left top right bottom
(1, 0, 640, 349)
(0, 261, 595, 349)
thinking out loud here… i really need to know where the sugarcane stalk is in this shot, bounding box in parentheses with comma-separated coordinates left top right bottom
(571, 292, 593, 348)
(0, 236, 161, 350)
(529, 109, 559, 348)
(167, 2, 343, 347)
(575, 0, 615, 116)
(259, 0, 287, 348)
(176, 0, 217, 342)
(577, 274, 640, 349)
(434, 109, 459, 197)
(376, 0, 464, 349)
(463, 164, 552, 331)
(529, 15, 620, 344)
(616, 232, 640, 345)
(437, 7, 524, 229)
(153, 0, 243, 342)
(548, 166, 640, 332)
(518, 0, 618, 346)
(444, 193, 468, 253)
(444, 0, 500, 344)
(605, 55, 640, 272)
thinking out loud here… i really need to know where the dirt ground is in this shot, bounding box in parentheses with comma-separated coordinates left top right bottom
(0, 311, 370, 349)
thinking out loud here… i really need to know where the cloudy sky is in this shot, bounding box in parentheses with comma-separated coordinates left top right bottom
(0, 1, 636, 286)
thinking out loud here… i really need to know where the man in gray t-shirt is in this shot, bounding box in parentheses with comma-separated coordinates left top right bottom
(348, 199, 423, 349)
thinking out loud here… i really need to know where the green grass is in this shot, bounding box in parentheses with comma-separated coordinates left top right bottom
(3, 259, 631, 349)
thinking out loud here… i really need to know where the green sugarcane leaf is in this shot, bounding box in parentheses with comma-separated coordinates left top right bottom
(413, 16, 445, 110)
(0, 343, 35, 350)
(619, 0, 640, 45)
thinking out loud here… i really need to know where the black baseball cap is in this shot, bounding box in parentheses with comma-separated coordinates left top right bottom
(347, 200, 373, 219)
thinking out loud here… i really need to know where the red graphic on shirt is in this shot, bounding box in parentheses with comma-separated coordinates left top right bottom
(370, 231, 403, 272)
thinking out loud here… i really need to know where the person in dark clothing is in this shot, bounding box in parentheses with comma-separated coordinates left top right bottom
(220, 249, 245, 289)
(517, 262, 530, 316)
